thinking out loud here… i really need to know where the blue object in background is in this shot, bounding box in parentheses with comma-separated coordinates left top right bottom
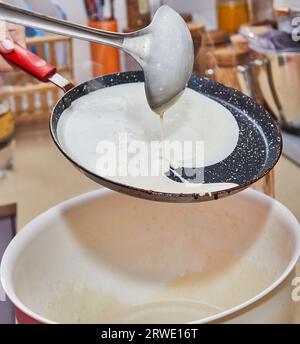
(23, 0, 45, 54)
(52, 0, 68, 65)
(22, 0, 69, 65)
(52, 0, 68, 21)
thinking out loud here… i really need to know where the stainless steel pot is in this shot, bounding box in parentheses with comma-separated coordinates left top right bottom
(237, 50, 300, 134)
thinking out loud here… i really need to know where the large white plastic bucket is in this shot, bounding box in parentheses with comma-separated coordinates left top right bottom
(1, 189, 300, 324)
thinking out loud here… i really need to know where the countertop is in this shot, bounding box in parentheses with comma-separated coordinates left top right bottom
(0, 126, 98, 228)
(0, 125, 299, 322)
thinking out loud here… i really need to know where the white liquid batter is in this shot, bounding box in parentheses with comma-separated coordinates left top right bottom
(58, 83, 239, 194)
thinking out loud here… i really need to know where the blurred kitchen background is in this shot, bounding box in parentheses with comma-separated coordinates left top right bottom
(1, 0, 221, 83)
(0, 0, 300, 229)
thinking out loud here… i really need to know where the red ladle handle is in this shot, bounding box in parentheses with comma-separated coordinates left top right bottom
(0, 44, 57, 82)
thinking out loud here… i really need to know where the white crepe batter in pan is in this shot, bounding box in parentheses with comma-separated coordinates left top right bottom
(57, 83, 239, 194)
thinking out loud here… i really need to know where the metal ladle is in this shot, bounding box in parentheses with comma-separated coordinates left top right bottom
(0, 2, 194, 113)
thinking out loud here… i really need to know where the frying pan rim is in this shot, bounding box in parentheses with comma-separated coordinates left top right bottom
(49, 71, 283, 203)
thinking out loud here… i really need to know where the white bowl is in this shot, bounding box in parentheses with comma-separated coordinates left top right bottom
(1, 189, 300, 324)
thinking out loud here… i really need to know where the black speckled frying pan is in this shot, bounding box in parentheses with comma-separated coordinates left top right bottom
(1, 45, 282, 203)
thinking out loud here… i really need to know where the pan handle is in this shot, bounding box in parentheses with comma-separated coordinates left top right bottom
(0, 44, 57, 82)
(0, 44, 73, 91)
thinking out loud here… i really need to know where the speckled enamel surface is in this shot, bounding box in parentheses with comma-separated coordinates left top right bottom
(50, 72, 282, 203)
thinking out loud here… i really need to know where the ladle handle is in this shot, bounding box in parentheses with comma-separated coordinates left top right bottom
(0, 2, 124, 48)
(0, 44, 56, 82)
